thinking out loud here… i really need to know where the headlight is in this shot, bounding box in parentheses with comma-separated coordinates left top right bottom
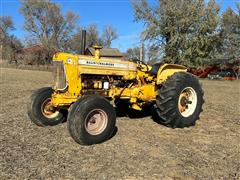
(53, 61, 67, 91)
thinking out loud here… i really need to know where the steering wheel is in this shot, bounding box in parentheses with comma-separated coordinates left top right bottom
(135, 60, 149, 72)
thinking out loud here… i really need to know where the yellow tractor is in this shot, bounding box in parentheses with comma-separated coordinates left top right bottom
(27, 31, 204, 145)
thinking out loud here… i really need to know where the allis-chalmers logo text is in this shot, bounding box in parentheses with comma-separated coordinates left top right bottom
(78, 59, 129, 69)
(86, 61, 114, 67)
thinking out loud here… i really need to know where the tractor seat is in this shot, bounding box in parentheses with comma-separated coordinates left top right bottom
(148, 62, 163, 76)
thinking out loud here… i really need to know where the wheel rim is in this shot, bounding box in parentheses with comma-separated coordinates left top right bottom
(85, 109, 108, 135)
(178, 87, 198, 117)
(41, 98, 60, 119)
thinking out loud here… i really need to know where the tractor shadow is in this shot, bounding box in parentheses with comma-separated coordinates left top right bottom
(115, 104, 166, 125)
(115, 104, 154, 119)
(61, 104, 164, 126)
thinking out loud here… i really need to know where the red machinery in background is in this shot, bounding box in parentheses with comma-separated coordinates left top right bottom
(188, 60, 239, 80)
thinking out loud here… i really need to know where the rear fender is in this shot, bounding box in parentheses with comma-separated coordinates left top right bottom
(156, 64, 187, 85)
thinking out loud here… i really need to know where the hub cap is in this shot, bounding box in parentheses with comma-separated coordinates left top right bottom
(178, 87, 197, 117)
(85, 109, 108, 135)
(41, 98, 59, 119)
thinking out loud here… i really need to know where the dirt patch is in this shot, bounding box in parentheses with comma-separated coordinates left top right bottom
(0, 68, 239, 179)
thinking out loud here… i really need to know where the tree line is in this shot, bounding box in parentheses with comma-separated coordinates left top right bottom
(126, 0, 239, 67)
(1, 0, 239, 67)
(0, 0, 118, 64)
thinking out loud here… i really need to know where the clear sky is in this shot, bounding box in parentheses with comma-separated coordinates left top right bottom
(1, 0, 238, 52)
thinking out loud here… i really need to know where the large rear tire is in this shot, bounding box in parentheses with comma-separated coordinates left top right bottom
(155, 72, 204, 128)
(27, 87, 65, 126)
(67, 95, 116, 145)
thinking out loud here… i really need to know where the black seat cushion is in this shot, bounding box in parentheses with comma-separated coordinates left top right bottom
(148, 63, 162, 76)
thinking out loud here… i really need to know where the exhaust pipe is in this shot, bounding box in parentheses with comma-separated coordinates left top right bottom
(80, 30, 86, 55)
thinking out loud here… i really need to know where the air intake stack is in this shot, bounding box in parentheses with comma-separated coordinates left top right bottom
(80, 30, 86, 55)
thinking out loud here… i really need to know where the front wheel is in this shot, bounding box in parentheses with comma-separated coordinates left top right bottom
(155, 72, 204, 128)
(27, 87, 65, 126)
(67, 95, 116, 145)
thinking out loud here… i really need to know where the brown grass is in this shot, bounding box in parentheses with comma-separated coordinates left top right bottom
(0, 68, 239, 179)
(0, 61, 53, 72)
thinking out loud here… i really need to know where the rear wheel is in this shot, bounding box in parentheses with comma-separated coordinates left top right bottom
(67, 95, 116, 145)
(27, 87, 65, 126)
(155, 72, 204, 128)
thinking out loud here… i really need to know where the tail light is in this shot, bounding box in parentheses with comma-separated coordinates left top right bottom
(53, 61, 67, 91)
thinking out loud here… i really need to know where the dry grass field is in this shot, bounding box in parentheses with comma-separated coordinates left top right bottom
(0, 68, 239, 179)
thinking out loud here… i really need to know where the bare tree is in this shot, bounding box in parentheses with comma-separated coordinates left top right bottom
(101, 25, 118, 48)
(69, 24, 119, 53)
(0, 16, 14, 38)
(124, 47, 141, 60)
(20, 0, 79, 63)
(0, 16, 22, 62)
(147, 44, 162, 64)
(86, 24, 100, 47)
(0, 16, 14, 58)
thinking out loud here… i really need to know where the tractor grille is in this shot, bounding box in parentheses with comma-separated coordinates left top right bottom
(53, 61, 67, 91)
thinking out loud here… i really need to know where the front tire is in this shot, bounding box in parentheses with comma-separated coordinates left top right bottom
(27, 87, 65, 126)
(67, 95, 116, 145)
(155, 72, 204, 128)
